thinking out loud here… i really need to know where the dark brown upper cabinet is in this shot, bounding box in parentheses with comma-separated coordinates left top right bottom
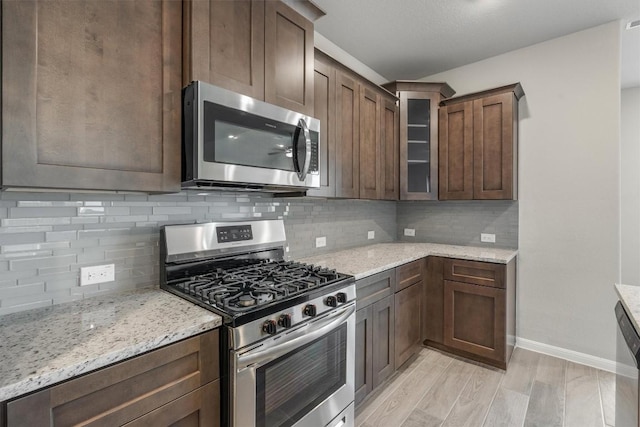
(2, 0, 182, 192)
(359, 86, 382, 200)
(383, 82, 455, 201)
(307, 53, 336, 197)
(439, 83, 524, 200)
(309, 51, 397, 200)
(184, 0, 314, 116)
(335, 71, 360, 198)
(380, 97, 400, 200)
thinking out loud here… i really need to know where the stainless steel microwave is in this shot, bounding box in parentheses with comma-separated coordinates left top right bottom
(182, 81, 320, 191)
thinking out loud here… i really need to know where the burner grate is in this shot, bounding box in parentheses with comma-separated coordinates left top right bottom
(167, 260, 344, 313)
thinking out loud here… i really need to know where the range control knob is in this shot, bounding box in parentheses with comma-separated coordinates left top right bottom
(325, 295, 338, 307)
(262, 319, 277, 335)
(336, 292, 347, 303)
(278, 313, 292, 328)
(303, 304, 317, 317)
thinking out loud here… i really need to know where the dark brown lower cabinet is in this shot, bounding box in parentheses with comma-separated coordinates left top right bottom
(124, 380, 220, 427)
(443, 280, 505, 362)
(4, 329, 220, 427)
(394, 282, 422, 369)
(424, 257, 516, 370)
(354, 270, 395, 407)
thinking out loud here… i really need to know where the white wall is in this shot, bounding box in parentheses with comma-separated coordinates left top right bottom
(423, 22, 622, 361)
(621, 87, 640, 285)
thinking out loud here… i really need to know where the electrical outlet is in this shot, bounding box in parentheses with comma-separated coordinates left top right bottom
(315, 236, 326, 248)
(81, 264, 115, 286)
(481, 233, 496, 243)
(404, 228, 416, 237)
(367, 230, 375, 240)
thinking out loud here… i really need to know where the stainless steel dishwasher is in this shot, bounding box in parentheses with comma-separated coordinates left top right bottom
(616, 301, 640, 427)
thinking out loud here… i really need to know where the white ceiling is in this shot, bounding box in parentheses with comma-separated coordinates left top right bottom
(313, 0, 640, 88)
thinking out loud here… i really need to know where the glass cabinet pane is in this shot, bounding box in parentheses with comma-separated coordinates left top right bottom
(407, 99, 431, 193)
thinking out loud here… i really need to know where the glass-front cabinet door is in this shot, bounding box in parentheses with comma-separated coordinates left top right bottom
(383, 82, 455, 200)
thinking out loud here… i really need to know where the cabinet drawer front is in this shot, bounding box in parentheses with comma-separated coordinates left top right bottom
(443, 259, 505, 288)
(356, 269, 395, 309)
(6, 330, 219, 426)
(443, 281, 505, 362)
(123, 380, 220, 427)
(395, 259, 425, 292)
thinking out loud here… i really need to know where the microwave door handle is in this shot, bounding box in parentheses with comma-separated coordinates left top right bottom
(294, 118, 312, 181)
(237, 304, 355, 369)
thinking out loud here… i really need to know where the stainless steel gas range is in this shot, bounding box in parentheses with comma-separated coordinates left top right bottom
(160, 220, 355, 427)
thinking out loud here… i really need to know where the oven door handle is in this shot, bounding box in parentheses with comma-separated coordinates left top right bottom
(237, 304, 355, 369)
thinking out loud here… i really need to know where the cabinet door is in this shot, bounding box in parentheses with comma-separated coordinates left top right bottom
(424, 256, 445, 344)
(372, 294, 395, 388)
(400, 92, 440, 200)
(335, 72, 360, 198)
(443, 280, 505, 362)
(359, 86, 381, 199)
(2, 0, 181, 192)
(307, 56, 336, 197)
(183, 0, 265, 100)
(123, 380, 220, 427)
(473, 92, 516, 200)
(380, 96, 399, 200)
(264, 1, 314, 116)
(355, 306, 373, 406)
(394, 282, 422, 369)
(438, 101, 474, 200)
(6, 330, 219, 426)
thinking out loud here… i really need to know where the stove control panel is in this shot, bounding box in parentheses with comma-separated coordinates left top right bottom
(232, 282, 357, 350)
(216, 224, 253, 243)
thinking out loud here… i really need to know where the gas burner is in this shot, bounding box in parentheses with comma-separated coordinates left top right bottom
(167, 260, 345, 315)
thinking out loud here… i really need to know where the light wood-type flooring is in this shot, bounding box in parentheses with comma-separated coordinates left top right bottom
(355, 347, 615, 427)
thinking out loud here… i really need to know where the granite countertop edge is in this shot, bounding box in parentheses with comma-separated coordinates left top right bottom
(0, 287, 222, 402)
(615, 284, 640, 333)
(296, 242, 518, 280)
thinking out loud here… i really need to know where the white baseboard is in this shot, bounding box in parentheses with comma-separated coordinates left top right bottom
(516, 337, 617, 373)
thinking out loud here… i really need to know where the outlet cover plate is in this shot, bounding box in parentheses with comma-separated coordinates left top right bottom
(481, 233, 496, 243)
(367, 230, 375, 240)
(81, 264, 115, 286)
(315, 236, 327, 248)
(404, 228, 416, 237)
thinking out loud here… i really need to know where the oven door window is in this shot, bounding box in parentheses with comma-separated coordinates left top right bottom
(256, 323, 347, 427)
(203, 101, 297, 171)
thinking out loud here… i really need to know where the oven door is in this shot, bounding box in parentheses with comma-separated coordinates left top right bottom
(232, 304, 355, 427)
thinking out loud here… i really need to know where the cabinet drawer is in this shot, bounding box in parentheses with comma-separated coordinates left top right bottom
(443, 259, 505, 288)
(356, 269, 395, 309)
(395, 259, 425, 292)
(6, 329, 219, 426)
(123, 380, 220, 427)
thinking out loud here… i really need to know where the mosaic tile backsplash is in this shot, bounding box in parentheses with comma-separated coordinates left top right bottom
(0, 191, 517, 315)
(0, 191, 396, 315)
(397, 200, 518, 249)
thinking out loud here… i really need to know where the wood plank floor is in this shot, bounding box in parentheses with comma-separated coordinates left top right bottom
(356, 347, 615, 427)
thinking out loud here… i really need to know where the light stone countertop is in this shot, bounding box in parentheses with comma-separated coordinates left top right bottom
(615, 284, 640, 333)
(0, 287, 221, 402)
(297, 242, 518, 280)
